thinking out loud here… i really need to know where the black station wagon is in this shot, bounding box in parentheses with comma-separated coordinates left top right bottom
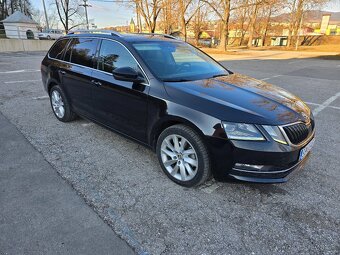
(41, 31, 315, 187)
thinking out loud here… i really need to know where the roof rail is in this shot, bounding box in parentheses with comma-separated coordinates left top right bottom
(67, 30, 122, 37)
(130, 33, 178, 40)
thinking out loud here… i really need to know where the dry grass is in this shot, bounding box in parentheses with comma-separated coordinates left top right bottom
(200, 44, 340, 54)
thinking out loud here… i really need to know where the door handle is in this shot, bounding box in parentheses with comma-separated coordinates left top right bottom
(59, 70, 66, 75)
(91, 80, 102, 87)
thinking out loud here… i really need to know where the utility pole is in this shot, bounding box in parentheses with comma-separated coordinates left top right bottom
(42, 0, 49, 29)
(80, 0, 91, 30)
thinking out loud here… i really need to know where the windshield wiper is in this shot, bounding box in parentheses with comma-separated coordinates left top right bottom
(211, 74, 228, 78)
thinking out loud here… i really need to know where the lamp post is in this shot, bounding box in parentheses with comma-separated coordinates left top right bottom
(42, 0, 49, 29)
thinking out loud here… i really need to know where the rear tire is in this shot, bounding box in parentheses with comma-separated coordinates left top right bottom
(49, 85, 77, 122)
(156, 124, 211, 187)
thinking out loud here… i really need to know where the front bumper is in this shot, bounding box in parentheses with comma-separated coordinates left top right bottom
(206, 133, 314, 183)
(228, 152, 310, 183)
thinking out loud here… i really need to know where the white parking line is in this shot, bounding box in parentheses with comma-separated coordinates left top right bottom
(81, 122, 95, 127)
(312, 92, 340, 116)
(33, 95, 49, 100)
(5, 79, 40, 84)
(0, 69, 40, 74)
(261, 74, 282, 81)
(306, 102, 340, 110)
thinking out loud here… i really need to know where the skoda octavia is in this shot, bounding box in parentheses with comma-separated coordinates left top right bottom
(41, 31, 315, 187)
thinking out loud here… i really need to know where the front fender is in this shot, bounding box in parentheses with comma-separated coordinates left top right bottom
(147, 99, 227, 148)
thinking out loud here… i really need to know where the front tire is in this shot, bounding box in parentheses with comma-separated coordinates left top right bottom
(156, 124, 211, 187)
(49, 85, 77, 122)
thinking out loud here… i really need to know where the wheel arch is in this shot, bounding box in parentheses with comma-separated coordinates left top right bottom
(150, 116, 207, 151)
(47, 80, 58, 94)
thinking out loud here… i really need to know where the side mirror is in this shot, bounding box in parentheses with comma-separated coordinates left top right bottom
(112, 67, 145, 83)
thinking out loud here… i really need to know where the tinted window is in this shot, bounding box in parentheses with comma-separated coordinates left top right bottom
(97, 40, 140, 75)
(48, 39, 68, 60)
(65, 38, 98, 68)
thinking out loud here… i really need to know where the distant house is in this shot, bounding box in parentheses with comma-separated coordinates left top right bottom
(1, 11, 38, 39)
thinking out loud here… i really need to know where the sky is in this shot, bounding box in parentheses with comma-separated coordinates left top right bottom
(31, 0, 134, 28)
(31, 0, 340, 29)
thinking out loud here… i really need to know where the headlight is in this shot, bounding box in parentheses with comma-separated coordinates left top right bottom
(262, 125, 287, 144)
(222, 122, 265, 141)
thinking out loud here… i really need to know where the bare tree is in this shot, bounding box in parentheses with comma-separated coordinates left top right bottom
(233, 0, 250, 46)
(286, 0, 329, 47)
(192, 2, 208, 45)
(202, 0, 231, 51)
(247, 0, 266, 47)
(1, 0, 33, 18)
(135, 0, 163, 33)
(32, 7, 58, 29)
(0, 0, 8, 20)
(178, 0, 200, 41)
(55, 0, 82, 33)
(160, 0, 177, 33)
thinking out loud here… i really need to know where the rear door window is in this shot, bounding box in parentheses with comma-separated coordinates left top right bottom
(48, 39, 69, 60)
(65, 38, 99, 68)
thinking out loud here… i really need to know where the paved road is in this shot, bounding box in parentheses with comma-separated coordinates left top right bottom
(0, 51, 339, 255)
(0, 112, 135, 254)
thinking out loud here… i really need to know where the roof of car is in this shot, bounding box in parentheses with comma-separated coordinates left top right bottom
(64, 31, 180, 43)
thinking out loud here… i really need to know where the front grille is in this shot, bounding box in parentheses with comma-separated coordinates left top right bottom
(283, 120, 314, 145)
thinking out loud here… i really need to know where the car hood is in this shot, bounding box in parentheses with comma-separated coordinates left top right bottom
(163, 73, 311, 125)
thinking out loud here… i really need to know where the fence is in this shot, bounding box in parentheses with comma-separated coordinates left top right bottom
(0, 27, 55, 52)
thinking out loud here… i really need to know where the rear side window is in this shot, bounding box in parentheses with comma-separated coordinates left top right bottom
(97, 39, 139, 74)
(48, 39, 68, 60)
(65, 38, 98, 68)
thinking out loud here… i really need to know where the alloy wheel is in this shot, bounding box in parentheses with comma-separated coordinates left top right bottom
(51, 90, 65, 118)
(160, 134, 198, 181)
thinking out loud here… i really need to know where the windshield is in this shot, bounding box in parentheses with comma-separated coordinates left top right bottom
(132, 41, 229, 82)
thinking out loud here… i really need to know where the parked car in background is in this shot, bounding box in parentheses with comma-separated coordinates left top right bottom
(38, 29, 64, 40)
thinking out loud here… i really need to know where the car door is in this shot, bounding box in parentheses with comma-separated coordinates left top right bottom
(60, 37, 99, 119)
(91, 39, 150, 142)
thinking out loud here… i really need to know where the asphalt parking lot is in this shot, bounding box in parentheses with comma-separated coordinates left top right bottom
(0, 50, 339, 255)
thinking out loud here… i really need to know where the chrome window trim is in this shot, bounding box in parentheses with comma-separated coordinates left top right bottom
(278, 121, 315, 147)
(47, 36, 150, 86)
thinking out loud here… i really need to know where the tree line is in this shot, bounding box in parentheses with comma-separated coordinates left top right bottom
(132, 0, 329, 49)
(0, 0, 33, 20)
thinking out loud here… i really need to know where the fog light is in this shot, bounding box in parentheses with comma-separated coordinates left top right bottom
(234, 163, 265, 171)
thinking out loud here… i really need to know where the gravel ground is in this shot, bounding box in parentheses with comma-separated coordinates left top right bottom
(0, 51, 339, 255)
